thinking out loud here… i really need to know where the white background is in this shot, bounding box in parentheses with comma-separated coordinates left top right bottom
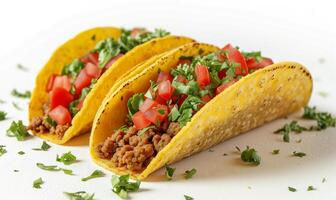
(0, 0, 336, 199)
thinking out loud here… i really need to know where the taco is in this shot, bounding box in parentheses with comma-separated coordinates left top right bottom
(28, 27, 194, 144)
(89, 42, 313, 180)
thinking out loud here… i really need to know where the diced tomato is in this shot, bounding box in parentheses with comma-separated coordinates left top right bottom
(218, 69, 227, 79)
(215, 79, 237, 95)
(76, 100, 84, 110)
(80, 52, 99, 65)
(48, 105, 72, 125)
(49, 87, 74, 110)
(177, 58, 192, 66)
(154, 95, 166, 105)
(51, 75, 72, 92)
(84, 62, 102, 79)
(157, 71, 173, 83)
(217, 53, 226, 62)
(155, 104, 169, 121)
(195, 64, 211, 87)
(130, 28, 145, 38)
(74, 69, 93, 96)
(158, 80, 173, 100)
(176, 75, 188, 84)
(139, 98, 158, 113)
(222, 44, 248, 76)
(177, 94, 188, 107)
(201, 94, 211, 103)
(104, 54, 124, 69)
(46, 74, 56, 92)
(246, 57, 274, 69)
(143, 109, 160, 124)
(132, 111, 151, 130)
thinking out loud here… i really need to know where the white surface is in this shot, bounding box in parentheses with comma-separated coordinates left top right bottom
(0, 0, 336, 199)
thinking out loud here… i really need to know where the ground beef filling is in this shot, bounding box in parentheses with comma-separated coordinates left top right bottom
(28, 116, 70, 139)
(96, 122, 181, 172)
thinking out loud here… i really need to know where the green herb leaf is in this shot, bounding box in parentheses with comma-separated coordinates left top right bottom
(184, 168, 197, 179)
(33, 177, 44, 189)
(184, 195, 194, 200)
(17, 63, 29, 71)
(137, 126, 155, 137)
(12, 102, 22, 110)
(168, 106, 181, 122)
(6, 120, 29, 141)
(165, 164, 175, 180)
(64, 191, 94, 200)
(241, 146, 261, 165)
(45, 115, 57, 127)
(36, 163, 73, 175)
(62, 59, 85, 77)
(111, 174, 141, 199)
(307, 185, 316, 191)
(32, 141, 51, 151)
(274, 121, 307, 142)
(18, 151, 25, 155)
(81, 170, 105, 181)
(288, 186, 297, 192)
(56, 151, 77, 165)
(242, 51, 263, 62)
(0, 145, 7, 157)
(127, 93, 145, 117)
(11, 89, 31, 99)
(303, 106, 336, 130)
(292, 151, 306, 157)
(0, 111, 7, 121)
(272, 149, 280, 155)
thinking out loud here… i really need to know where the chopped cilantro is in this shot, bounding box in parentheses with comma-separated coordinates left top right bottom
(12, 102, 22, 110)
(235, 146, 241, 152)
(164, 164, 175, 180)
(62, 59, 84, 77)
(184, 168, 197, 179)
(56, 151, 77, 165)
(0, 145, 7, 157)
(241, 146, 261, 165)
(18, 151, 25, 155)
(111, 174, 141, 199)
(168, 106, 180, 122)
(36, 163, 73, 175)
(32, 141, 51, 151)
(322, 178, 327, 183)
(45, 116, 57, 127)
(17, 63, 29, 71)
(11, 89, 31, 99)
(64, 191, 94, 200)
(272, 149, 280, 155)
(184, 195, 194, 200)
(303, 106, 336, 130)
(127, 93, 144, 117)
(137, 125, 155, 137)
(81, 170, 105, 181)
(33, 177, 44, 189)
(274, 121, 307, 142)
(292, 151, 306, 157)
(318, 91, 328, 98)
(242, 51, 263, 62)
(0, 111, 7, 121)
(307, 185, 316, 191)
(14, 169, 19, 172)
(6, 120, 29, 141)
(288, 186, 297, 192)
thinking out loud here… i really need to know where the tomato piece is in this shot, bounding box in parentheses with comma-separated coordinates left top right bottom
(74, 69, 93, 96)
(222, 44, 248, 76)
(246, 57, 274, 69)
(51, 75, 72, 92)
(157, 71, 173, 83)
(177, 94, 188, 107)
(143, 109, 160, 124)
(48, 105, 72, 125)
(176, 75, 188, 84)
(130, 28, 145, 38)
(215, 79, 237, 95)
(218, 69, 227, 79)
(132, 111, 151, 130)
(84, 62, 102, 79)
(155, 104, 169, 121)
(81, 52, 99, 65)
(158, 80, 173, 100)
(217, 53, 226, 62)
(195, 64, 211, 87)
(139, 98, 158, 113)
(76, 100, 84, 110)
(201, 94, 211, 103)
(154, 95, 166, 105)
(46, 74, 56, 92)
(49, 87, 74, 110)
(104, 54, 124, 69)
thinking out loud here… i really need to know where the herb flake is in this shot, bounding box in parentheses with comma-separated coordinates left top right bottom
(241, 146, 261, 165)
(81, 170, 105, 181)
(111, 174, 141, 199)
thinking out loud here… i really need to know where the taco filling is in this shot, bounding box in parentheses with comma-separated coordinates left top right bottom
(95, 44, 274, 172)
(28, 28, 169, 138)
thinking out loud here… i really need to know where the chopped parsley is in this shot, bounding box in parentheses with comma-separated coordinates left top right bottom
(184, 168, 197, 179)
(81, 170, 105, 181)
(127, 93, 144, 117)
(242, 51, 263, 62)
(235, 146, 241, 152)
(33, 177, 44, 189)
(241, 146, 261, 165)
(288, 186, 297, 192)
(184, 195, 194, 200)
(6, 120, 30, 141)
(318, 91, 328, 98)
(137, 125, 155, 137)
(62, 59, 85, 78)
(165, 164, 176, 180)
(0, 111, 7, 121)
(13, 169, 19, 172)
(303, 106, 336, 130)
(11, 89, 31, 99)
(56, 151, 77, 165)
(0, 145, 7, 157)
(45, 116, 57, 127)
(272, 149, 280, 155)
(292, 151, 306, 157)
(36, 163, 73, 175)
(274, 121, 306, 142)
(307, 185, 316, 191)
(111, 174, 141, 199)
(12, 102, 22, 110)
(17, 64, 29, 71)
(64, 191, 94, 200)
(32, 141, 51, 151)
(18, 151, 25, 155)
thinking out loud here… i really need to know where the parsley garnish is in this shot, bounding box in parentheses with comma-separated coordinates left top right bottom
(307, 185, 316, 191)
(242, 51, 263, 62)
(32, 141, 51, 151)
(303, 106, 336, 130)
(12, 102, 22, 110)
(241, 146, 261, 165)
(56, 151, 77, 165)
(0, 145, 7, 157)
(18, 151, 25, 155)
(62, 59, 85, 77)
(272, 149, 280, 155)
(184, 195, 194, 200)
(292, 151, 306, 157)
(127, 93, 144, 117)
(0, 111, 7, 121)
(6, 120, 29, 141)
(184, 168, 197, 179)
(36, 163, 73, 175)
(165, 164, 175, 180)
(274, 121, 306, 142)
(45, 116, 57, 127)
(288, 186, 297, 192)
(322, 178, 327, 183)
(64, 191, 94, 200)
(318, 91, 328, 98)
(17, 63, 29, 71)
(11, 89, 31, 99)
(81, 170, 105, 181)
(137, 125, 155, 137)
(111, 174, 141, 199)
(33, 177, 44, 189)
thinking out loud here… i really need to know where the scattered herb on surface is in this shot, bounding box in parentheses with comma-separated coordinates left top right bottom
(318, 91, 328, 98)
(64, 191, 94, 200)
(11, 89, 31, 99)
(18, 151, 25, 155)
(303, 106, 336, 130)
(165, 164, 176, 180)
(33, 177, 44, 189)
(13, 169, 19, 172)
(0, 111, 7, 121)
(32, 141, 51, 151)
(6, 120, 29, 141)
(184, 195, 194, 200)
(12, 102, 22, 110)
(235, 146, 241, 152)
(81, 170, 105, 181)
(184, 168, 197, 179)
(272, 149, 280, 155)
(288, 186, 297, 192)
(0, 145, 7, 157)
(111, 174, 141, 199)
(36, 163, 73, 175)
(292, 151, 306, 157)
(241, 146, 261, 165)
(274, 121, 307, 142)
(17, 64, 29, 71)
(56, 152, 77, 165)
(322, 178, 327, 183)
(307, 185, 316, 191)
